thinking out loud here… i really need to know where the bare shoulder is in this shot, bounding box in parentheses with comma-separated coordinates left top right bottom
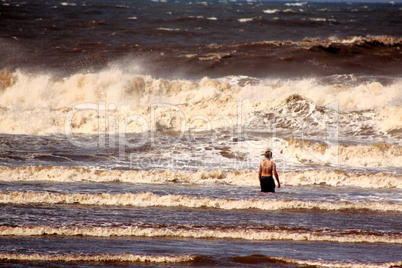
(260, 160, 268, 165)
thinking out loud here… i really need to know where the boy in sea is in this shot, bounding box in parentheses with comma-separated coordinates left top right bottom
(258, 150, 281, 192)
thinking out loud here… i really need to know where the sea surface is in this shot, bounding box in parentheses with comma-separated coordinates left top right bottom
(0, 0, 401, 267)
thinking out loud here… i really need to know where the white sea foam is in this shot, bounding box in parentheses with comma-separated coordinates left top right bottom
(310, 18, 327, 22)
(0, 225, 400, 243)
(285, 2, 307, 6)
(60, 2, 76, 6)
(0, 253, 399, 267)
(1, 191, 400, 212)
(238, 18, 253, 23)
(269, 256, 402, 268)
(157, 27, 181, 31)
(283, 8, 297, 13)
(263, 9, 280, 14)
(1, 166, 400, 188)
(0, 69, 400, 137)
(0, 253, 195, 263)
(277, 139, 402, 169)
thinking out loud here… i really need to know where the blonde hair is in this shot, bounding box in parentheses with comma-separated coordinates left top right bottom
(264, 150, 272, 159)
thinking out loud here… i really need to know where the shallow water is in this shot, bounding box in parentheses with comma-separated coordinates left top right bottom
(1, 0, 401, 267)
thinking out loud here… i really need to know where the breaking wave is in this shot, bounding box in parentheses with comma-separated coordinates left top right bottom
(0, 253, 400, 268)
(0, 253, 195, 264)
(1, 225, 400, 244)
(279, 139, 402, 168)
(0, 166, 400, 188)
(1, 191, 400, 212)
(264, 256, 402, 268)
(0, 68, 400, 138)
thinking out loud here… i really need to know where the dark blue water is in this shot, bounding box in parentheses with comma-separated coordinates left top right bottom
(1, 0, 401, 77)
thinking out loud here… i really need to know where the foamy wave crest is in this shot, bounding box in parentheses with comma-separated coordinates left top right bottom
(284, 169, 401, 188)
(1, 225, 400, 244)
(1, 254, 400, 268)
(263, 9, 280, 14)
(1, 191, 400, 212)
(0, 69, 400, 135)
(280, 139, 402, 168)
(0, 253, 195, 264)
(267, 256, 402, 268)
(1, 166, 400, 188)
(285, 2, 308, 6)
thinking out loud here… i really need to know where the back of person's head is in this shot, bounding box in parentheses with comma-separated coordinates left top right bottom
(264, 150, 272, 159)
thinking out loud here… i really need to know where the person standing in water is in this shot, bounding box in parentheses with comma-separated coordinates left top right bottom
(258, 150, 281, 192)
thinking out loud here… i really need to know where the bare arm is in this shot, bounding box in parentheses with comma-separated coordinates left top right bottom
(258, 163, 262, 181)
(273, 163, 280, 188)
